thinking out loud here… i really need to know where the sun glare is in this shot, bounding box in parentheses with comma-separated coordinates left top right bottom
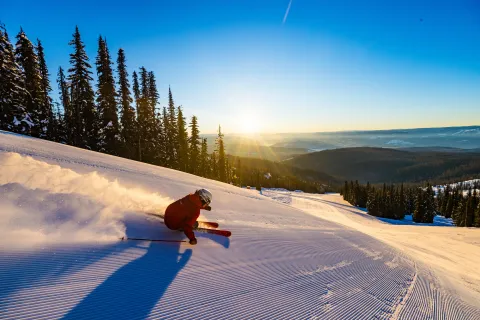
(239, 113, 260, 134)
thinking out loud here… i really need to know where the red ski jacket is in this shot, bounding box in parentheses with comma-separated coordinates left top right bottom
(164, 194, 203, 241)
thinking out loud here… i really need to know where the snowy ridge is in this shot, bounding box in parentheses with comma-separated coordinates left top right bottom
(0, 132, 479, 319)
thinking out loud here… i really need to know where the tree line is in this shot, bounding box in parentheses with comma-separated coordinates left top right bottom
(342, 180, 480, 227)
(0, 24, 230, 182)
(436, 183, 480, 227)
(0, 23, 331, 192)
(230, 156, 329, 193)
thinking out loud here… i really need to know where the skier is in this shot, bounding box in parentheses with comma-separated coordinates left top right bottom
(164, 188, 212, 245)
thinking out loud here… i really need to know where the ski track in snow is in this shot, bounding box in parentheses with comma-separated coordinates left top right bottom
(0, 131, 479, 319)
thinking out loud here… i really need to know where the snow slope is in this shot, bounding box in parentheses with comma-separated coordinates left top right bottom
(261, 189, 480, 308)
(0, 131, 479, 319)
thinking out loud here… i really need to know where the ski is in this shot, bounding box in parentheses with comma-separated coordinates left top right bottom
(120, 236, 187, 243)
(195, 228, 231, 238)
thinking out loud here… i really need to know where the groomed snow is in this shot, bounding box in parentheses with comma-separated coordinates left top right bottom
(0, 131, 479, 319)
(261, 189, 480, 308)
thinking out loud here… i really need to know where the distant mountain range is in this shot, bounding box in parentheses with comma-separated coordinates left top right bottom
(285, 147, 480, 184)
(268, 126, 480, 151)
(203, 126, 480, 161)
(200, 126, 480, 186)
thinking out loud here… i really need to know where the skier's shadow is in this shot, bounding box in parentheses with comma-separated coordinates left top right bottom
(62, 241, 191, 320)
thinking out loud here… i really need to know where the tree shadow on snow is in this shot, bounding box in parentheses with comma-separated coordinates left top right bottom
(62, 241, 192, 320)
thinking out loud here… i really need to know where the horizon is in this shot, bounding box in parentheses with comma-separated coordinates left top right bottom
(2, 0, 480, 134)
(208, 124, 480, 136)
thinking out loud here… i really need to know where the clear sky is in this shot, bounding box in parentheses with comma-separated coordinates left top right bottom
(2, 0, 479, 134)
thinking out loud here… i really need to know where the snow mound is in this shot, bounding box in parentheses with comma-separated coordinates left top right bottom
(0, 152, 172, 245)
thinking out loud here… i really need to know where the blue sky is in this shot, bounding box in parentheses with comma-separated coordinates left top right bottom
(2, 0, 479, 133)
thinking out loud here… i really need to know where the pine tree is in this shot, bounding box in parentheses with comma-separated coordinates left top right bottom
(52, 102, 66, 143)
(136, 67, 154, 162)
(216, 125, 226, 182)
(162, 106, 170, 166)
(15, 28, 43, 137)
(95, 36, 119, 154)
(147, 71, 164, 164)
(116, 48, 137, 159)
(166, 87, 178, 168)
(132, 71, 140, 104)
(68, 26, 97, 149)
(154, 110, 166, 165)
(36, 39, 54, 140)
(474, 202, 480, 228)
(424, 185, 436, 223)
(148, 71, 159, 108)
(397, 183, 406, 219)
(405, 187, 415, 215)
(236, 158, 242, 186)
(465, 189, 475, 227)
(367, 186, 378, 216)
(0, 24, 31, 133)
(445, 192, 454, 219)
(177, 106, 189, 172)
(413, 188, 425, 223)
(210, 150, 218, 179)
(57, 66, 72, 143)
(453, 197, 466, 227)
(441, 185, 451, 215)
(188, 115, 201, 174)
(200, 138, 209, 177)
(343, 181, 349, 200)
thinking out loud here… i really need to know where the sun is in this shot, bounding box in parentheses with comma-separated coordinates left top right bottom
(239, 113, 260, 134)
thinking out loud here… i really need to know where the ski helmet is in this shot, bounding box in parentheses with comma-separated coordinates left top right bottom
(196, 188, 212, 205)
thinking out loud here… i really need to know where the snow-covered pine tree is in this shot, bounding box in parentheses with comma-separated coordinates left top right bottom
(188, 115, 201, 174)
(177, 106, 189, 172)
(15, 28, 43, 137)
(36, 39, 54, 140)
(95, 36, 119, 155)
(0, 24, 32, 133)
(116, 48, 137, 160)
(68, 26, 97, 149)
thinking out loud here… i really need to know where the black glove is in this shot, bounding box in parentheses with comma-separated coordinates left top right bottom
(205, 205, 212, 211)
(189, 238, 197, 245)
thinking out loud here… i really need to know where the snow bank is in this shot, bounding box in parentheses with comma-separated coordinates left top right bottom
(0, 152, 173, 245)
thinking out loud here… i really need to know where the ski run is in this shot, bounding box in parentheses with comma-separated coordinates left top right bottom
(0, 131, 479, 319)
